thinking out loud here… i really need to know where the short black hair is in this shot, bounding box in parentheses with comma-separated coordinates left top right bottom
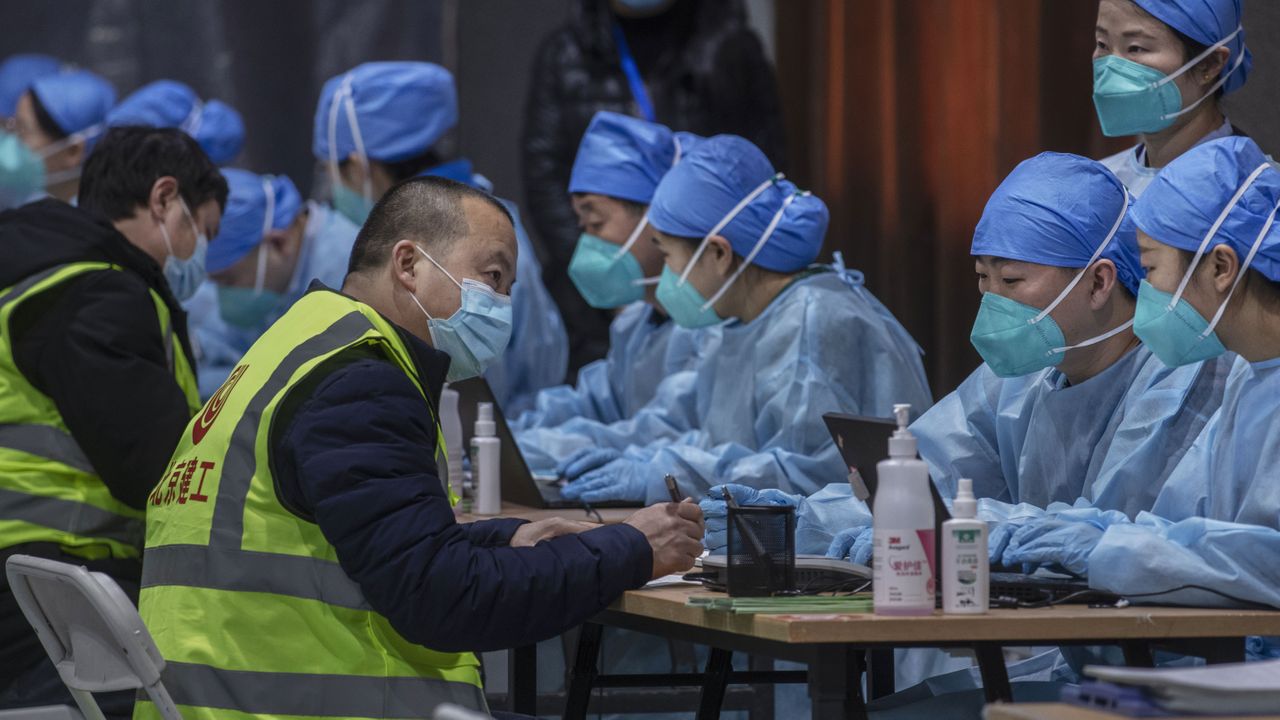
(78, 126, 229, 222)
(27, 90, 69, 140)
(347, 175, 513, 276)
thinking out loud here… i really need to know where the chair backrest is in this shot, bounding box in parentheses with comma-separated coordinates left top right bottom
(5, 555, 180, 720)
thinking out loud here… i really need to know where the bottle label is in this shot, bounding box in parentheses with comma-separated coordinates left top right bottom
(873, 527, 936, 608)
(947, 528, 985, 611)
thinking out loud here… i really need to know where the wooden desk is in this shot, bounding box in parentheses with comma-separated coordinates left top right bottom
(568, 586, 1280, 720)
(984, 703, 1280, 720)
(457, 501, 634, 525)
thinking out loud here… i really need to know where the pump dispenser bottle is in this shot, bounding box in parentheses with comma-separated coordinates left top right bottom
(472, 402, 501, 515)
(873, 404, 936, 616)
(942, 478, 989, 614)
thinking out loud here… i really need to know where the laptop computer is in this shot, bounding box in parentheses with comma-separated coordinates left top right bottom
(822, 412, 1115, 605)
(451, 377, 643, 510)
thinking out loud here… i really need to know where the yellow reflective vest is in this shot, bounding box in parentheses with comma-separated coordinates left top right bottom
(136, 288, 485, 720)
(0, 262, 199, 560)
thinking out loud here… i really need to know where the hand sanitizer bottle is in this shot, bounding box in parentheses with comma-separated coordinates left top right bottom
(942, 478, 989, 614)
(472, 402, 501, 515)
(873, 404, 936, 616)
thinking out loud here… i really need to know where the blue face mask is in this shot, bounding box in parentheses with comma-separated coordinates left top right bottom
(568, 214, 650, 309)
(1092, 27, 1243, 138)
(332, 181, 373, 226)
(0, 129, 46, 210)
(969, 197, 1134, 378)
(406, 245, 513, 383)
(1133, 169, 1279, 367)
(159, 198, 209, 302)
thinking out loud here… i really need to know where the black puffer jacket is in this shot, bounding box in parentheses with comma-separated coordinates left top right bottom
(522, 0, 786, 371)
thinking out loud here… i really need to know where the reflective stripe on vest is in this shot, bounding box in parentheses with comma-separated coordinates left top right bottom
(0, 262, 196, 559)
(140, 295, 484, 719)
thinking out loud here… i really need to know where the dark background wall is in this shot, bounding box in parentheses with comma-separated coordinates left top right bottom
(3, 0, 1274, 396)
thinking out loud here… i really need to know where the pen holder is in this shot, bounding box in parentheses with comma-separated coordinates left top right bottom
(726, 505, 796, 597)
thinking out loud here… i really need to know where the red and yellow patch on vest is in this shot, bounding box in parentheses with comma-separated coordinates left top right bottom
(192, 364, 248, 445)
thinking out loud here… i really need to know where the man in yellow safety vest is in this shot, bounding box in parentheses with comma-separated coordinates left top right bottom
(0, 126, 226, 713)
(137, 175, 704, 719)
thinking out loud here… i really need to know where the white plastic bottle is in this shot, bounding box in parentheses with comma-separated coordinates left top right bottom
(873, 404, 936, 616)
(438, 387, 465, 513)
(471, 402, 501, 515)
(942, 478, 989, 614)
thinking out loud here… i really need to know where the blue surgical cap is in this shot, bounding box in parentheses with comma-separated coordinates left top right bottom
(972, 152, 1142, 296)
(312, 62, 457, 164)
(207, 169, 304, 274)
(0, 54, 62, 117)
(649, 134, 828, 273)
(29, 70, 115, 139)
(1132, 0, 1250, 94)
(569, 111, 700, 204)
(106, 80, 245, 165)
(1131, 136, 1280, 282)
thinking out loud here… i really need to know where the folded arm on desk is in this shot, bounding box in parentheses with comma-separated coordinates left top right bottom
(1088, 512, 1280, 609)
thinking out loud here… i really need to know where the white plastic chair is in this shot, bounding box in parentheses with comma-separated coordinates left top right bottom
(431, 704, 490, 720)
(4, 555, 180, 720)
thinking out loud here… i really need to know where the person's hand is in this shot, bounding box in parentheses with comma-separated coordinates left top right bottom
(700, 484, 801, 554)
(826, 526, 874, 565)
(509, 517, 599, 548)
(625, 500, 705, 579)
(560, 458, 648, 503)
(556, 447, 622, 482)
(1001, 518, 1105, 577)
(987, 520, 1026, 566)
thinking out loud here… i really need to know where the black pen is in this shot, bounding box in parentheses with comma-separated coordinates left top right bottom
(664, 474, 682, 503)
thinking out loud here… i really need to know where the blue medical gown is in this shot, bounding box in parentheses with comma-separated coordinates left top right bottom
(512, 301, 708, 431)
(1089, 356, 1280, 613)
(913, 345, 1233, 518)
(521, 267, 932, 502)
(484, 199, 569, 417)
(187, 201, 358, 397)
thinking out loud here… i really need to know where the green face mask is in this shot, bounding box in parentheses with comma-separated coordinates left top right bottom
(1091, 26, 1243, 138)
(568, 212, 652, 309)
(332, 181, 374, 226)
(0, 129, 46, 210)
(217, 284, 283, 329)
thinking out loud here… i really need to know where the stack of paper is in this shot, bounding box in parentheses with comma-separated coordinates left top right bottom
(1085, 658, 1280, 714)
(687, 595, 874, 615)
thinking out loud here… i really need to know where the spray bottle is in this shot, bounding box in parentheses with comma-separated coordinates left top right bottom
(942, 478, 989, 614)
(873, 403, 936, 616)
(438, 387, 465, 514)
(472, 402, 501, 515)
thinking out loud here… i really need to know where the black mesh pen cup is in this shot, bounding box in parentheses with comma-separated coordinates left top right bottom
(726, 505, 796, 597)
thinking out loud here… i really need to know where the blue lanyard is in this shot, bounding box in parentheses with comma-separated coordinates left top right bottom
(611, 22, 657, 123)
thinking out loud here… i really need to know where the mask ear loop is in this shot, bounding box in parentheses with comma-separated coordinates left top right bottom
(1199, 196, 1280, 339)
(1168, 161, 1271, 311)
(698, 191, 805, 312)
(181, 99, 204, 138)
(254, 176, 276, 295)
(677, 173, 784, 285)
(327, 74, 373, 207)
(1031, 187, 1132, 326)
(628, 133, 689, 286)
(1161, 35, 1248, 122)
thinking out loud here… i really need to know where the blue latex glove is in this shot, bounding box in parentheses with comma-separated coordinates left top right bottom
(699, 484, 801, 554)
(988, 520, 1026, 565)
(560, 458, 650, 504)
(794, 483, 872, 555)
(1001, 518, 1105, 577)
(826, 526, 874, 565)
(556, 447, 622, 482)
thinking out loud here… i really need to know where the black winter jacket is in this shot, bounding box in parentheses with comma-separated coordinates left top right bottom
(521, 0, 786, 370)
